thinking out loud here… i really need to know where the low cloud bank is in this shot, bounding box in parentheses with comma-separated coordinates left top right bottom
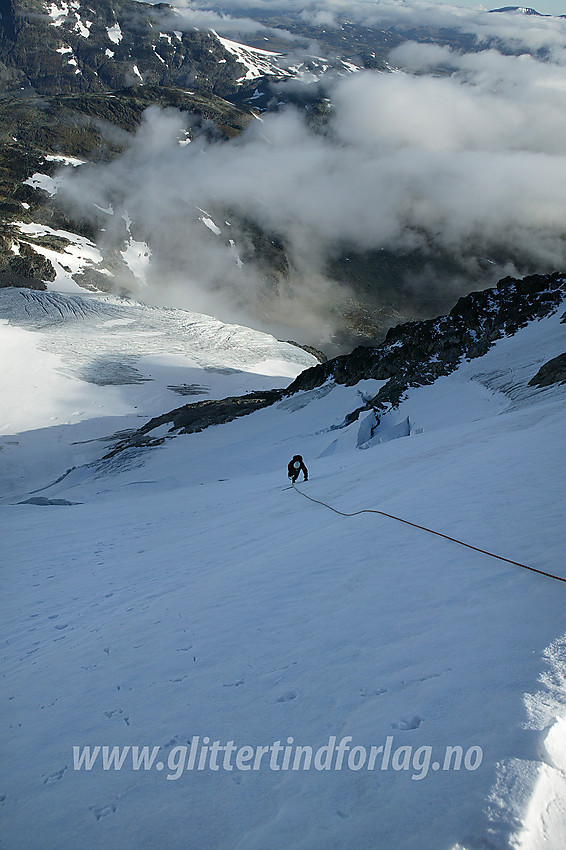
(171, 0, 566, 55)
(59, 6, 566, 344)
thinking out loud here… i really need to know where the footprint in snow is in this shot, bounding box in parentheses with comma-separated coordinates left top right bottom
(104, 709, 123, 719)
(90, 803, 117, 820)
(44, 766, 67, 784)
(276, 690, 298, 703)
(359, 687, 387, 698)
(392, 716, 423, 731)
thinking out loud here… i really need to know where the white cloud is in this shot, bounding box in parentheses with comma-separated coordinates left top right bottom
(167, 0, 566, 50)
(147, 2, 295, 41)
(58, 5, 566, 342)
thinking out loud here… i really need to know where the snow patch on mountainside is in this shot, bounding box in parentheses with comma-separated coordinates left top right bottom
(120, 239, 151, 285)
(213, 33, 292, 81)
(13, 222, 105, 293)
(23, 173, 61, 196)
(23, 154, 85, 198)
(106, 23, 122, 45)
(45, 155, 85, 168)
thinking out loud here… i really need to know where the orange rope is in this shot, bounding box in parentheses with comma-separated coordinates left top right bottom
(292, 486, 566, 584)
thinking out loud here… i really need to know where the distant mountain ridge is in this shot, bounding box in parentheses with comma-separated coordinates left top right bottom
(489, 6, 566, 17)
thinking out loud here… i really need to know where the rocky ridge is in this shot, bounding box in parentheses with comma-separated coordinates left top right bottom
(287, 272, 566, 417)
(106, 272, 565, 456)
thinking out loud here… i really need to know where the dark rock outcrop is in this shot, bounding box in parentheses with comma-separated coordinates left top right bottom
(0, 235, 55, 288)
(144, 389, 285, 435)
(285, 341, 328, 364)
(528, 352, 566, 388)
(286, 273, 566, 418)
(103, 389, 284, 458)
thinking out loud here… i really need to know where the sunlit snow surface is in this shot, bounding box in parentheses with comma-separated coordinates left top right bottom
(1, 288, 565, 849)
(0, 288, 315, 502)
(106, 23, 122, 45)
(213, 34, 291, 82)
(13, 223, 104, 294)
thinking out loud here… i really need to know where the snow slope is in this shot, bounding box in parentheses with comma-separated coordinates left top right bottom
(1, 296, 565, 849)
(213, 34, 293, 82)
(0, 287, 315, 503)
(211, 33, 357, 86)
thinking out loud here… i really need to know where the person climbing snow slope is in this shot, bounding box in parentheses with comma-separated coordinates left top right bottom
(288, 455, 308, 484)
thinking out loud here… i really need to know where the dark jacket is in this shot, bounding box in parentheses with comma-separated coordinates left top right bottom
(288, 455, 308, 482)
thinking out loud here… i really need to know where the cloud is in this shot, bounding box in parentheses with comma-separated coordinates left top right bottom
(334, 57, 566, 155)
(145, 1, 296, 41)
(299, 8, 340, 28)
(58, 9, 566, 346)
(164, 0, 566, 55)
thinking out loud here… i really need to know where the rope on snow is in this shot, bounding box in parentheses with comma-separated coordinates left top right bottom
(292, 485, 566, 584)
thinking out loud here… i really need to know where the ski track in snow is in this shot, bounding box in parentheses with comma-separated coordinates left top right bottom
(1, 290, 565, 849)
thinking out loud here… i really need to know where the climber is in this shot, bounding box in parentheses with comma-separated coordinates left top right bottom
(288, 454, 308, 484)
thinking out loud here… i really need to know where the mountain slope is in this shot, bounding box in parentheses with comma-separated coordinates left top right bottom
(287, 272, 566, 407)
(1, 277, 565, 849)
(0, 0, 245, 97)
(0, 0, 264, 294)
